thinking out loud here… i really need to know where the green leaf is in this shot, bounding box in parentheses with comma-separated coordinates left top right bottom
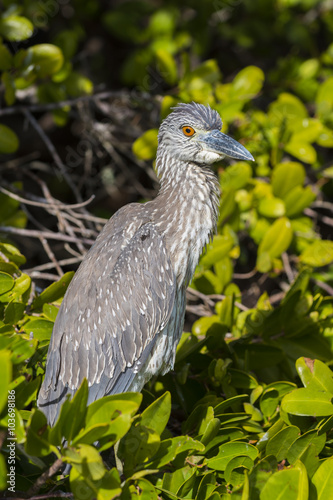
(72, 393, 141, 450)
(257, 217, 293, 272)
(23, 319, 54, 341)
(2, 71, 15, 105)
(25, 409, 53, 457)
(70, 466, 121, 500)
(256, 418, 285, 452)
(0, 351, 11, 414)
(260, 389, 279, 418)
(266, 426, 300, 461)
(24, 44, 64, 78)
(0, 453, 6, 490)
(0, 272, 14, 295)
(161, 465, 197, 497)
(147, 436, 204, 468)
(66, 443, 105, 480)
(287, 429, 326, 466)
(120, 424, 161, 474)
(225, 456, 254, 486)
(269, 93, 308, 124)
(300, 241, 333, 267)
(282, 388, 333, 417)
(272, 162, 305, 199)
(317, 127, 333, 147)
(220, 162, 252, 190)
(230, 66, 265, 100)
(228, 369, 258, 389)
(155, 49, 177, 85)
(310, 458, 333, 499)
(63, 379, 89, 442)
(284, 186, 316, 218)
(42, 303, 59, 322)
(291, 118, 322, 143)
(135, 478, 158, 500)
(316, 77, 333, 117)
(261, 461, 308, 500)
(0, 15, 33, 41)
(31, 271, 74, 309)
(206, 442, 258, 471)
(12, 375, 41, 411)
(214, 394, 249, 415)
(258, 197, 285, 218)
(296, 358, 333, 393)
(0, 243, 26, 266)
(0, 43, 13, 70)
(140, 392, 171, 435)
(132, 129, 158, 161)
(285, 140, 317, 164)
(0, 124, 19, 154)
(65, 72, 93, 97)
(200, 234, 234, 268)
(4, 302, 25, 325)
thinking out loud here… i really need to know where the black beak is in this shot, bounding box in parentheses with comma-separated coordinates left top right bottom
(199, 129, 254, 161)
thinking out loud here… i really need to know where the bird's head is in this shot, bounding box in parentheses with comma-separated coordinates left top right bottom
(158, 102, 254, 165)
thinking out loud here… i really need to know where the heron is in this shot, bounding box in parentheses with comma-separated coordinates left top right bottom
(37, 102, 254, 426)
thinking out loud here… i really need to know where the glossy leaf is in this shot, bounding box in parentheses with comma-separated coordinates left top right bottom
(132, 129, 158, 160)
(272, 162, 305, 199)
(310, 458, 333, 499)
(140, 391, 171, 435)
(230, 66, 265, 100)
(0, 272, 14, 295)
(23, 319, 54, 341)
(31, 271, 74, 309)
(300, 240, 333, 267)
(296, 358, 333, 393)
(258, 197, 285, 218)
(282, 388, 333, 417)
(257, 217, 293, 272)
(266, 426, 300, 461)
(285, 140, 317, 164)
(25, 44, 64, 78)
(0, 15, 33, 41)
(261, 461, 308, 500)
(0, 351, 11, 414)
(206, 442, 258, 471)
(0, 125, 19, 154)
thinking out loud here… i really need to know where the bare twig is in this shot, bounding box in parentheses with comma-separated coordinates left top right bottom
(26, 457, 64, 497)
(282, 252, 295, 283)
(0, 90, 127, 117)
(305, 208, 333, 227)
(0, 186, 95, 210)
(311, 200, 333, 211)
(186, 304, 212, 316)
(24, 256, 83, 273)
(22, 109, 82, 203)
(313, 279, 333, 296)
(187, 288, 249, 312)
(39, 237, 63, 277)
(233, 268, 258, 279)
(27, 271, 63, 281)
(187, 287, 215, 307)
(0, 226, 94, 245)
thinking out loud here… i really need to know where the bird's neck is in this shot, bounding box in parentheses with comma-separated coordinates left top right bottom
(153, 148, 220, 286)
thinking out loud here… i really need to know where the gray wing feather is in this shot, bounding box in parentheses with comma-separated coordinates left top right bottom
(38, 204, 176, 426)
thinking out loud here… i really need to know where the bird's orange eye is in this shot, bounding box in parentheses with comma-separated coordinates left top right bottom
(182, 126, 195, 137)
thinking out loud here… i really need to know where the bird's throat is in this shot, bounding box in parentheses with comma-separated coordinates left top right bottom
(153, 151, 220, 286)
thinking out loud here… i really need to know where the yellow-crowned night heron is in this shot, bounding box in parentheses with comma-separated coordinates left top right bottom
(38, 102, 254, 425)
